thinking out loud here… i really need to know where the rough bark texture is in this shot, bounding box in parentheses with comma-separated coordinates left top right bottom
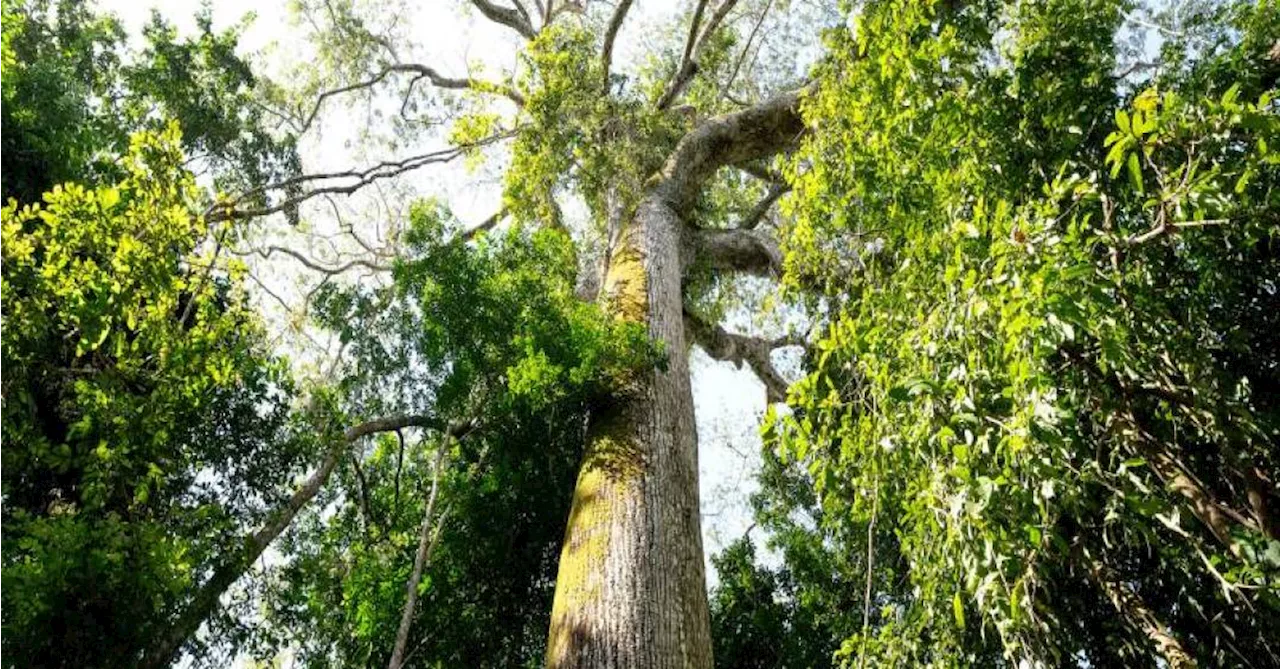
(545, 87, 805, 669)
(546, 196, 712, 669)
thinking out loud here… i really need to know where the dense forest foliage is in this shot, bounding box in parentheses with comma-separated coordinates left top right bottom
(1, 0, 1276, 668)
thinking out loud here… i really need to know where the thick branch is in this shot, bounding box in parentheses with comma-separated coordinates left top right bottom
(691, 227, 782, 278)
(685, 309, 792, 402)
(653, 85, 807, 210)
(600, 0, 635, 91)
(1083, 549, 1196, 669)
(469, 0, 538, 39)
(141, 414, 470, 669)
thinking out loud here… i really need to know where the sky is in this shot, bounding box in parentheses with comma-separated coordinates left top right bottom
(99, 0, 794, 653)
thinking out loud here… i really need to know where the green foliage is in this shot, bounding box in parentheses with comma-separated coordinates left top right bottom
(775, 0, 1280, 665)
(0, 0, 298, 205)
(1, 125, 308, 666)
(253, 212, 656, 667)
(504, 22, 684, 229)
(710, 537, 834, 669)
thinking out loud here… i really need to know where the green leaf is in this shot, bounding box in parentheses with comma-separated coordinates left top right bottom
(1126, 153, 1143, 194)
(953, 591, 965, 628)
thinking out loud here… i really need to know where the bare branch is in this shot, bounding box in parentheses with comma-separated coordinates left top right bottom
(511, 0, 535, 29)
(460, 208, 510, 242)
(656, 0, 741, 110)
(681, 0, 710, 66)
(600, 0, 636, 91)
(685, 308, 791, 402)
(297, 63, 523, 135)
(469, 0, 538, 39)
(691, 227, 782, 278)
(738, 182, 789, 230)
(720, 0, 772, 101)
(207, 132, 513, 223)
(233, 244, 392, 275)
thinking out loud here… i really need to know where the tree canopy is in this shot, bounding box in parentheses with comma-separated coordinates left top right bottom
(1, 0, 1277, 668)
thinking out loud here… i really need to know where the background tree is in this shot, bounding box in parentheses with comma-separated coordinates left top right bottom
(0, 0, 299, 206)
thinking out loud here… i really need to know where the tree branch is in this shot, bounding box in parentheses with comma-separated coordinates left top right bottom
(684, 308, 792, 402)
(656, 0, 740, 110)
(388, 441, 449, 669)
(600, 0, 636, 91)
(141, 414, 473, 669)
(207, 133, 513, 223)
(653, 85, 808, 211)
(297, 64, 523, 136)
(1082, 547, 1196, 669)
(738, 182, 789, 230)
(691, 227, 782, 278)
(468, 0, 538, 39)
(460, 208, 509, 242)
(232, 244, 392, 275)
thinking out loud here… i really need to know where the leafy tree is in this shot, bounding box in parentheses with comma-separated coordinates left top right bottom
(773, 0, 1280, 666)
(0, 125, 311, 667)
(0, 0, 299, 206)
(250, 207, 655, 668)
(198, 2, 827, 666)
(708, 535, 842, 669)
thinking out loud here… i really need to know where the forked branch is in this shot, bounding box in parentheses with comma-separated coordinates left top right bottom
(684, 308, 797, 402)
(656, 0, 741, 110)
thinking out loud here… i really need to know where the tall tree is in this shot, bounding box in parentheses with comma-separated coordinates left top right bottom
(198, 2, 828, 666)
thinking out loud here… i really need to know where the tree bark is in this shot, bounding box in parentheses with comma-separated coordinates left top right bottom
(545, 192, 713, 669)
(544, 87, 805, 669)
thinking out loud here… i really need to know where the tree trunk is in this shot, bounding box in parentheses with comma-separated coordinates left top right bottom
(545, 195, 712, 669)
(544, 86, 806, 669)
(388, 443, 448, 669)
